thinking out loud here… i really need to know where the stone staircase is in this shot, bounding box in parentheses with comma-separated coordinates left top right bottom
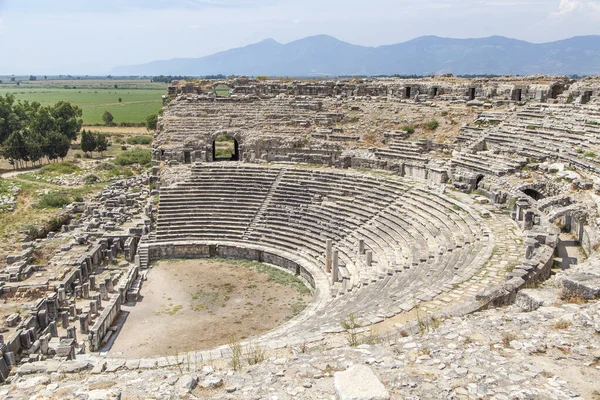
(242, 167, 288, 240)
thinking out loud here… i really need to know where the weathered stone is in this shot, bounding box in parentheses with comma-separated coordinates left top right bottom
(562, 273, 600, 299)
(87, 389, 122, 400)
(334, 365, 389, 400)
(177, 374, 199, 390)
(200, 376, 223, 389)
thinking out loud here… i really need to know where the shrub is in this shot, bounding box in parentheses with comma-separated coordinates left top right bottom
(440, 111, 449, 117)
(115, 149, 152, 167)
(105, 166, 131, 178)
(402, 125, 415, 134)
(95, 162, 116, 171)
(585, 151, 597, 158)
(215, 147, 234, 159)
(229, 338, 242, 371)
(341, 312, 360, 347)
(121, 145, 128, 151)
(126, 136, 153, 145)
(73, 195, 84, 202)
(425, 119, 439, 131)
(84, 174, 100, 184)
(36, 193, 71, 209)
(146, 113, 158, 131)
(215, 134, 234, 142)
(39, 162, 80, 175)
(244, 342, 266, 365)
(23, 224, 39, 239)
(526, 125, 537, 130)
(554, 320, 572, 330)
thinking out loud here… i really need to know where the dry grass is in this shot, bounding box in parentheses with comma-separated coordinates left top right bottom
(501, 331, 518, 348)
(559, 289, 587, 305)
(553, 320, 572, 330)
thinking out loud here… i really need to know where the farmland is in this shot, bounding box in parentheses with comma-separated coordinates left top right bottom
(0, 79, 168, 125)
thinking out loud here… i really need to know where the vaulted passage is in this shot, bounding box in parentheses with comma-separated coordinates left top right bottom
(514, 89, 523, 102)
(475, 175, 484, 189)
(523, 188, 545, 201)
(469, 88, 476, 100)
(212, 134, 239, 161)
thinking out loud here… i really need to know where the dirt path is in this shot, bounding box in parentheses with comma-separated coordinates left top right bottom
(82, 126, 149, 134)
(108, 259, 312, 358)
(0, 167, 41, 179)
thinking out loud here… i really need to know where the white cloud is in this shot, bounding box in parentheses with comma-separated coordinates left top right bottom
(552, 0, 600, 16)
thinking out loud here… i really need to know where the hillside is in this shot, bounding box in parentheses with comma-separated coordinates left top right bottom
(111, 34, 600, 76)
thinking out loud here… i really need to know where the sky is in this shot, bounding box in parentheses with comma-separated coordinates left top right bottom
(0, 0, 598, 75)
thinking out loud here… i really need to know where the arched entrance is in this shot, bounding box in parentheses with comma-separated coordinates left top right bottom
(212, 133, 240, 161)
(475, 175, 485, 190)
(523, 188, 545, 201)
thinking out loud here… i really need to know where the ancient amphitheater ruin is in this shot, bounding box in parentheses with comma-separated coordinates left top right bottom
(1, 75, 600, 399)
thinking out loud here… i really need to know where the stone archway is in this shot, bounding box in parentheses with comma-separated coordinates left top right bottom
(475, 174, 485, 190)
(517, 182, 553, 201)
(209, 131, 244, 162)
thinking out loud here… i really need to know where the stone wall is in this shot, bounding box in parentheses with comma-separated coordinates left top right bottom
(146, 241, 317, 291)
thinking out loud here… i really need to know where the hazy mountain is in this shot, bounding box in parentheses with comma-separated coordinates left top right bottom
(111, 34, 600, 76)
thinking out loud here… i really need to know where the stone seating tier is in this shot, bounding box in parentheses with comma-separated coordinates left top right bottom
(156, 164, 493, 297)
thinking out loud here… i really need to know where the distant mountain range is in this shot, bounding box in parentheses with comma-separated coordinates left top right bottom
(111, 34, 600, 77)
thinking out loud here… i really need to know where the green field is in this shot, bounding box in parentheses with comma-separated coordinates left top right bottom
(0, 80, 168, 125)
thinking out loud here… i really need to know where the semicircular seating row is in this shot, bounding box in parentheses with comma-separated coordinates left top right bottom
(455, 104, 600, 175)
(162, 101, 331, 136)
(156, 164, 494, 330)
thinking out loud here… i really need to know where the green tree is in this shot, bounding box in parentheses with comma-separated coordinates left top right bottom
(51, 101, 83, 141)
(80, 129, 97, 156)
(94, 133, 109, 156)
(146, 113, 158, 131)
(0, 131, 28, 168)
(24, 129, 44, 165)
(0, 94, 19, 143)
(102, 110, 114, 126)
(43, 131, 71, 162)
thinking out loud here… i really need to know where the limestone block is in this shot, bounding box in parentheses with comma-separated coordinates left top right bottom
(200, 376, 223, 389)
(334, 365, 389, 400)
(562, 273, 600, 299)
(177, 374, 199, 390)
(515, 288, 559, 312)
(475, 285, 509, 304)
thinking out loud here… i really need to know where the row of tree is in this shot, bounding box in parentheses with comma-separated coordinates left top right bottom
(0, 94, 83, 169)
(150, 74, 228, 83)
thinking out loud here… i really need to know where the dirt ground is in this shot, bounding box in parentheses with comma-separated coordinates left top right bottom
(108, 259, 312, 358)
(89, 126, 149, 134)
